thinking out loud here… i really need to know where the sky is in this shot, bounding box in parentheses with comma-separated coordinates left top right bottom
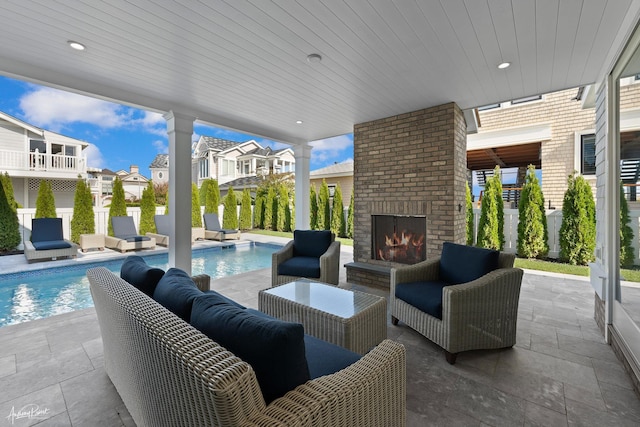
(0, 75, 354, 178)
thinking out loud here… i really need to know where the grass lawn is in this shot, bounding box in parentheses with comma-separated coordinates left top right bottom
(515, 257, 640, 283)
(246, 229, 354, 246)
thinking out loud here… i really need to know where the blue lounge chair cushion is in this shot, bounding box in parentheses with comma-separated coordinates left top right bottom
(121, 235, 151, 243)
(395, 280, 450, 320)
(190, 298, 310, 403)
(154, 214, 171, 236)
(203, 213, 238, 233)
(277, 256, 321, 278)
(31, 218, 64, 242)
(120, 255, 165, 297)
(439, 242, 499, 285)
(111, 216, 138, 238)
(32, 239, 72, 250)
(292, 230, 332, 258)
(303, 334, 361, 379)
(153, 268, 203, 321)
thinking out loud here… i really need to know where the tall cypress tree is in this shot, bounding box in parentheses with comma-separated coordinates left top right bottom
(310, 185, 319, 230)
(71, 179, 95, 243)
(347, 188, 354, 239)
(204, 179, 220, 214)
(139, 181, 157, 235)
(517, 165, 548, 258)
(191, 183, 202, 227)
(466, 181, 474, 245)
(331, 183, 346, 237)
(0, 178, 21, 252)
(476, 170, 503, 250)
(239, 188, 252, 230)
(559, 172, 596, 265)
(263, 187, 275, 230)
(35, 180, 57, 218)
(277, 184, 288, 231)
(254, 194, 264, 229)
(199, 179, 210, 207)
(318, 179, 331, 230)
(223, 187, 238, 229)
(620, 182, 635, 267)
(108, 177, 127, 236)
(0, 172, 19, 211)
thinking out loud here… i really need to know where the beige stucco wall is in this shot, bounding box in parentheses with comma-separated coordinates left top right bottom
(310, 175, 353, 208)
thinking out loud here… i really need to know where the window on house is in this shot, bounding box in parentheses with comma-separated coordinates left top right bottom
(65, 146, 76, 156)
(199, 158, 209, 179)
(29, 139, 46, 153)
(511, 95, 543, 105)
(477, 103, 500, 111)
(581, 134, 596, 175)
(221, 159, 235, 176)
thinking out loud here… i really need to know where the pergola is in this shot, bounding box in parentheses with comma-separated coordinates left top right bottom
(0, 1, 638, 273)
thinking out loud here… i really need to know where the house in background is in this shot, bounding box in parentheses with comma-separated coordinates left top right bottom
(87, 167, 116, 207)
(114, 165, 150, 201)
(0, 111, 88, 208)
(149, 154, 169, 185)
(310, 161, 353, 208)
(193, 136, 295, 198)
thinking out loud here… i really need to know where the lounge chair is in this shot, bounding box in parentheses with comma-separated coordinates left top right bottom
(24, 218, 78, 263)
(105, 216, 156, 253)
(146, 215, 204, 246)
(203, 213, 240, 241)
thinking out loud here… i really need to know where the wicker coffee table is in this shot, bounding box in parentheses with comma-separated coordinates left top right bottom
(258, 279, 387, 355)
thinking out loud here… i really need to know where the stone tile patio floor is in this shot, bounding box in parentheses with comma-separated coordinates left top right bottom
(0, 236, 639, 426)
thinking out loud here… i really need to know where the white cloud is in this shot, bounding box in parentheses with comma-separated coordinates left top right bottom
(84, 144, 105, 169)
(19, 87, 131, 132)
(309, 134, 353, 162)
(152, 139, 168, 153)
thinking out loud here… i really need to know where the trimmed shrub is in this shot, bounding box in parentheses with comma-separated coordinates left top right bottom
(347, 188, 354, 239)
(139, 181, 156, 235)
(70, 179, 95, 243)
(239, 188, 252, 230)
(285, 199, 293, 232)
(620, 182, 635, 267)
(154, 182, 168, 206)
(108, 177, 127, 236)
(254, 194, 264, 229)
(191, 183, 202, 227)
(263, 186, 275, 230)
(310, 185, 319, 230)
(199, 179, 210, 207)
(331, 183, 346, 237)
(318, 179, 330, 230)
(204, 179, 220, 214)
(559, 172, 596, 265)
(35, 180, 57, 218)
(0, 172, 19, 211)
(517, 165, 548, 258)
(277, 184, 288, 231)
(223, 187, 238, 229)
(0, 179, 21, 252)
(466, 181, 474, 245)
(476, 167, 504, 250)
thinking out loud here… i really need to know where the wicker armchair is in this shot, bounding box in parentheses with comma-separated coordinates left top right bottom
(272, 230, 341, 286)
(390, 242, 523, 364)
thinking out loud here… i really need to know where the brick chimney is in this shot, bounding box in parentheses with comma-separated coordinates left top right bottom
(130, 165, 139, 174)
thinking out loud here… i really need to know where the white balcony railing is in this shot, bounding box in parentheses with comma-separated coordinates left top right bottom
(0, 149, 86, 174)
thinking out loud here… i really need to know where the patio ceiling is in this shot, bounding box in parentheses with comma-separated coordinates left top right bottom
(467, 142, 542, 171)
(0, 1, 638, 145)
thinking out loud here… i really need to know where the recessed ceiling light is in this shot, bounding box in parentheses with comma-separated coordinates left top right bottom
(497, 62, 510, 69)
(68, 41, 86, 51)
(296, 120, 303, 124)
(306, 53, 322, 64)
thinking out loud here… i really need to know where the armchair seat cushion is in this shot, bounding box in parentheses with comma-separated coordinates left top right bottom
(153, 268, 203, 321)
(439, 242, 499, 284)
(278, 256, 321, 278)
(395, 280, 450, 320)
(304, 334, 361, 379)
(32, 240, 72, 251)
(190, 298, 310, 404)
(120, 255, 165, 296)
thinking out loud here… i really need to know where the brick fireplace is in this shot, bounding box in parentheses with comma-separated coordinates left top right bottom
(346, 102, 467, 288)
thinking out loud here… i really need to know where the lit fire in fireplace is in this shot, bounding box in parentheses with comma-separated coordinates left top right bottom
(377, 231, 425, 263)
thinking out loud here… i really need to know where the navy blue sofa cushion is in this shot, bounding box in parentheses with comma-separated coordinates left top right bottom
(292, 230, 332, 258)
(191, 298, 310, 403)
(439, 242, 499, 285)
(303, 335, 361, 379)
(278, 256, 321, 278)
(31, 217, 64, 242)
(121, 255, 165, 296)
(395, 280, 450, 320)
(32, 240, 72, 250)
(201, 290, 246, 310)
(153, 268, 203, 321)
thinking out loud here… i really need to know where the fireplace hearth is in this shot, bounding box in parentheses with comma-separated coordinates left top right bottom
(372, 215, 426, 265)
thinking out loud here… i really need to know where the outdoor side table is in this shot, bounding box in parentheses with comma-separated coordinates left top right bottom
(258, 279, 387, 355)
(79, 233, 105, 252)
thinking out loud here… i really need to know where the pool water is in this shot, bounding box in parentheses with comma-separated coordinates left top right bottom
(0, 243, 279, 327)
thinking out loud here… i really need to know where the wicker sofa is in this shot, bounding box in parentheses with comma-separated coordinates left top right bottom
(87, 264, 406, 427)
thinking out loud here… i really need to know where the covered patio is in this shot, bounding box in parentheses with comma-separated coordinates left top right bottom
(0, 237, 638, 425)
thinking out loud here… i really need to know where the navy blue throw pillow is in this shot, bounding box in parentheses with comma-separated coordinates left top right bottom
(292, 230, 332, 258)
(439, 242, 499, 285)
(153, 268, 203, 321)
(190, 297, 310, 403)
(120, 256, 165, 297)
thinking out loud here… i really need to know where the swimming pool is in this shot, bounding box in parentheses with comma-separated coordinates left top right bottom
(0, 243, 279, 327)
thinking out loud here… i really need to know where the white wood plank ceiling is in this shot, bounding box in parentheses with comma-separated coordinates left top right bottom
(0, 0, 637, 145)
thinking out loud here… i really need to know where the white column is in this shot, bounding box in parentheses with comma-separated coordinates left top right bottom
(164, 111, 195, 275)
(294, 144, 312, 230)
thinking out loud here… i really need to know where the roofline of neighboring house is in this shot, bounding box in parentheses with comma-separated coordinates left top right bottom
(0, 111, 90, 147)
